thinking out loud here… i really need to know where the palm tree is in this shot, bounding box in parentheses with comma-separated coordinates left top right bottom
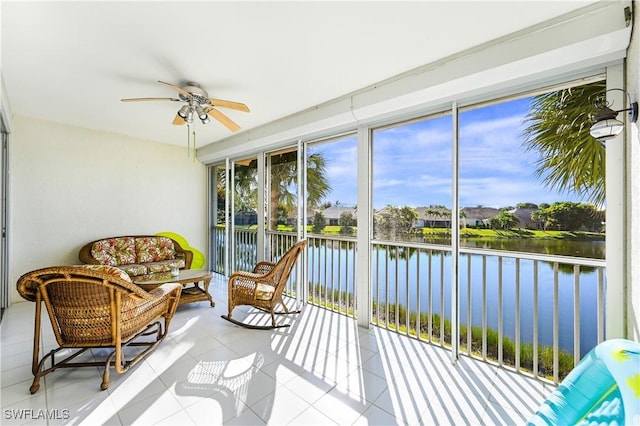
(216, 162, 259, 221)
(522, 81, 606, 206)
(306, 153, 331, 207)
(215, 153, 330, 230)
(488, 210, 520, 230)
(269, 150, 331, 229)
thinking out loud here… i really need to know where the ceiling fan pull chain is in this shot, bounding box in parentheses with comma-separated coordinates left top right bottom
(186, 123, 191, 157)
(193, 129, 196, 163)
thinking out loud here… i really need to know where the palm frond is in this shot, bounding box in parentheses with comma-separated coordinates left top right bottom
(522, 81, 606, 206)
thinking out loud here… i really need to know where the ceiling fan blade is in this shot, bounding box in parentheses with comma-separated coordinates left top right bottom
(121, 97, 180, 102)
(172, 115, 186, 126)
(206, 98, 250, 112)
(158, 80, 191, 97)
(207, 108, 240, 132)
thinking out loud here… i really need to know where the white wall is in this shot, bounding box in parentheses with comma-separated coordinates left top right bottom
(9, 115, 208, 303)
(627, 4, 640, 341)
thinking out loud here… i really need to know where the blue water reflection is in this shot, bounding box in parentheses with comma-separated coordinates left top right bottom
(307, 243, 601, 357)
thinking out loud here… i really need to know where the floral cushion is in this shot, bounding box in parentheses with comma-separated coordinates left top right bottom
(91, 237, 136, 266)
(117, 264, 148, 277)
(79, 264, 133, 283)
(136, 237, 176, 264)
(146, 258, 186, 273)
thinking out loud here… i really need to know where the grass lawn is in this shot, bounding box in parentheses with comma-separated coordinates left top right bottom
(230, 224, 604, 241)
(454, 228, 603, 240)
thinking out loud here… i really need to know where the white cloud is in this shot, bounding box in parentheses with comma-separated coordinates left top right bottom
(459, 176, 580, 208)
(314, 96, 583, 209)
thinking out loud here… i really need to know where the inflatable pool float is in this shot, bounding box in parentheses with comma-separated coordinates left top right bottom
(155, 231, 206, 269)
(528, 338, 640, 425)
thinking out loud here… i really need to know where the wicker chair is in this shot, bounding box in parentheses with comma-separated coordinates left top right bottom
(222, 239, 307, 329)
(16, 265, 182, 393)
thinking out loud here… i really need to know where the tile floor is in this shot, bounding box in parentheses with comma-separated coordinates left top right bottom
(0, 274, 553, 425)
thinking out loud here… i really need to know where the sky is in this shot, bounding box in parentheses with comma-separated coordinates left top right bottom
(308, 96, 584, 210)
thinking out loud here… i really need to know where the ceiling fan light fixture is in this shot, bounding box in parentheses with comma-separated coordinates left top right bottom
(196, 106, 208, 121)
(177, 105, 190, 119)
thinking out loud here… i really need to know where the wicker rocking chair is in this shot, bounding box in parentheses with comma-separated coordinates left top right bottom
(222, 239, 307, 329)
(16, 265, 182, 393)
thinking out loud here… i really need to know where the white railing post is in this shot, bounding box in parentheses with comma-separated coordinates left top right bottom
(257, 152, 266, 264)
(451, 101, 460, 363)
(605, 63, 626, 339)
(356, 126, 371, 328)
(297, 140, 305, 303)
(226, 158, 232, 276)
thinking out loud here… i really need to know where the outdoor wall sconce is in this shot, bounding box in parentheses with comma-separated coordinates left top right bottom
(589, 89, 638, 141)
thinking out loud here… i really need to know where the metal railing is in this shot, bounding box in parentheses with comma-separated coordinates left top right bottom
(371, 241, 605, 384)
(211, 226, 258, 273)
(211, 228, 605, 383)
(306, 235, 358, 315)
(234, 228, 258, 272)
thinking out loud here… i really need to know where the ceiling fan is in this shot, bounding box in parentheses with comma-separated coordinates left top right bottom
(121, 81, 250, 132)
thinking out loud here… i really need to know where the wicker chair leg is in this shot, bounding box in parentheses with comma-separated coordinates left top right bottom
(100, 369, 110, 390)
(101, 350, 116, 391)
(29, 348, 57, 394)
(277, 297, 289, 314)
(33, 355, 52, 387)
(29, 378, 41, 394)
(32, 295, 43, 376)
(272, 299, 301, 316)
(29, 333, 43, 393)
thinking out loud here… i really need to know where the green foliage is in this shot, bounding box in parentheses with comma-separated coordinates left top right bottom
(488, 210, 520, 230)
(307, 283, 354, 316)
(424, 207, 451, 228)
(522, 81, 606, 206)
(516, 202, 539, 209)
(339, 211, 356, 235)
(306, 152, 332, 207)
(218, 151, 331, 228)
(311, 211, 326, 234)
(374, 205, 419, 240)
(533, 201, 603, 231)
(455, 227, 603, 240)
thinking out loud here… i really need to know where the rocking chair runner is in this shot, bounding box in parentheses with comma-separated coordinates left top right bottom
(16, 265, 182, 393)
(222, 240, 307, 329)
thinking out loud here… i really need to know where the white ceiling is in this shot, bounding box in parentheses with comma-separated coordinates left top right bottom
(1, 1, 598, 149)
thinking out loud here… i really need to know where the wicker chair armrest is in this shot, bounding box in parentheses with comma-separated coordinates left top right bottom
(252, 261, 276, 275)
(16, 274, 42, 302)
(78, 241, 101, 265)
(229, 271, 276, 291)
(230, 271, 264, 284)
(148, 283, 183, 299)
(108, 275, 157, 300)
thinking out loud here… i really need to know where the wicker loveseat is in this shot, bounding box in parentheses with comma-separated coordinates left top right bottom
(79, 235, 193, 277)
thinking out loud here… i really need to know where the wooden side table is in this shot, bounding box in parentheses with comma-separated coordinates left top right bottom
(133, 269, 215, 307)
